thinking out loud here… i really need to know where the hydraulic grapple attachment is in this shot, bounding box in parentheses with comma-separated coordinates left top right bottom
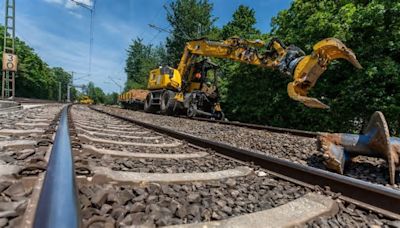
(287, 38, 362, 109)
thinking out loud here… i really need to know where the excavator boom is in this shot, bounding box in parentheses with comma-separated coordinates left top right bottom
(179, 37, 361, 109)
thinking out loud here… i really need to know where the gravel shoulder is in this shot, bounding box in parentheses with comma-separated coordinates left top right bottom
(0, 104, 64, 227)
(94, 105, 398, 189)
(74, 105, 399, 227)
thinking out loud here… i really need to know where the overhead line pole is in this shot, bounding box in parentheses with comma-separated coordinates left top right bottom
(67, 71, 74, 103)
(70, 0, 96, 77)
(1, 0, 17, 99)
(67, 69, 91, 103)
(88, 0, 95, 77)
(58, 82, 61, 102)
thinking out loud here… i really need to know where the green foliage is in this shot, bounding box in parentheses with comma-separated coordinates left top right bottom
(51, 67, 73, 101)
(87, 81, 106, 104)
(165, 0, 216, 66)
(0, 25, 71, 100)
(124, 38, 165, 90)
(261, 0, 400, 134)
(123, 0, 400, 134)
(221, 5, 260, 39)
(216, 5, 263, 108)
(104, 92, 119, 105)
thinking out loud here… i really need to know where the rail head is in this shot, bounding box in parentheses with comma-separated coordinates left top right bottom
(191, 116, 319, 138)
(33, 106, 81, 228)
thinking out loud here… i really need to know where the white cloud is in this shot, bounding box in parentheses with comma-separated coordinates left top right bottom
(101, 22, 131, 35)
(100, 21, 138, 40)
(42, 0, 92, 20)
(43, 0, 63, 4)
(77, 0, 93, 7)
(68, 10, 83, 19)
(65, 0, 93, 9)
(43, 0, 93, 10)
(65, 1, 78, 9)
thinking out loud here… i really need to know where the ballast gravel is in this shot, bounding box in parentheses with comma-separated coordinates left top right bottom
(93, 105, 400, 189)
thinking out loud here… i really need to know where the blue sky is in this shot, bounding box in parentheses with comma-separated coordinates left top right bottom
(4, 0, 292, 93)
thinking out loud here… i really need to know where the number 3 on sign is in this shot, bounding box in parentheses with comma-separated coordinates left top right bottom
(2, 53, 18, 72)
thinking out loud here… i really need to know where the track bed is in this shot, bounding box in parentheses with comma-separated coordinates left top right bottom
(70, 105, 399, 227)
(94, 105, 399, 189)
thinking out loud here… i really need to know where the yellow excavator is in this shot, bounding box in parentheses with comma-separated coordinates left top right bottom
(79, 96, 94, 105)
(143, 37, 361, 119)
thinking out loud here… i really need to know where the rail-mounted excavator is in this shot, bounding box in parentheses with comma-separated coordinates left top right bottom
(126, 37, 361, 119)
(79, 95, 94, 105)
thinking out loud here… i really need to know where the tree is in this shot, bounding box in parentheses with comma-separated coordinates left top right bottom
(221, 5, 260, 39)
(0, 25, 71, 100)
(153, 44, 168, 66)
(87, 81, 106, 104)
(218, 0, 400, 134)
(216, 5, 263, 107)
(51, 67, 72, 101)
(165, 0, 216, 66)
(121, 0, 400, 135)
(125, 38, 152, 88)
(104, 92, 119, 105)
(124, 38, 163, 91)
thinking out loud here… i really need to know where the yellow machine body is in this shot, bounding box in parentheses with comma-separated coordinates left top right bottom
(141, 36, 361, 118)
(169, 38, 361, 109)
(147, 67, 182, 90)
(79, 96, 94, 105)
(287, 38, 362, 108)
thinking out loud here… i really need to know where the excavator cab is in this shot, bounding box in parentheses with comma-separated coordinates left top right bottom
(184, 59, 220, 98)
(184, 59, 224, 119)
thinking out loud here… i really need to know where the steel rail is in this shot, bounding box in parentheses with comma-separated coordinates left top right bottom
(34, 106, 81, 228)
(91, 106, 400, 219)
(189, 116, 319, 138)
(120, 106, 318, 138)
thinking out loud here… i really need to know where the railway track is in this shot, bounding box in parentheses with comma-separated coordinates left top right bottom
(187, 116, 318, 138)
(0, 104, 399, 227)
(97, 106, 400, 188)
(117, 105, 318, 138)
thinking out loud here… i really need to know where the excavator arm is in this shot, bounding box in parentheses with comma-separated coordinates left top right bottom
(177, 37, 362, 109)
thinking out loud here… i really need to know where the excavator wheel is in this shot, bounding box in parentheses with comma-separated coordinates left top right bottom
(185, 94, 198, 118)
(187, 105, 197, 118)
(214, 111, 225, 120)
(160, 91, 176, 116)
(144, 93, 157, 113)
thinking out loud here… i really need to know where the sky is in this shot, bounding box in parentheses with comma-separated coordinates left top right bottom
(2, 0, 292, 94)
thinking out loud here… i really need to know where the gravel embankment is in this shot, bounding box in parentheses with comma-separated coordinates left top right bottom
(76, 151, 242, 173)
(73, 106, 399, 227)
(79, 175, 311, 227)
(79, 176, 396, 227)
(0, 104, 64, 227)
(94, 105, 398, 188)
(0, 181, 32, 227)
